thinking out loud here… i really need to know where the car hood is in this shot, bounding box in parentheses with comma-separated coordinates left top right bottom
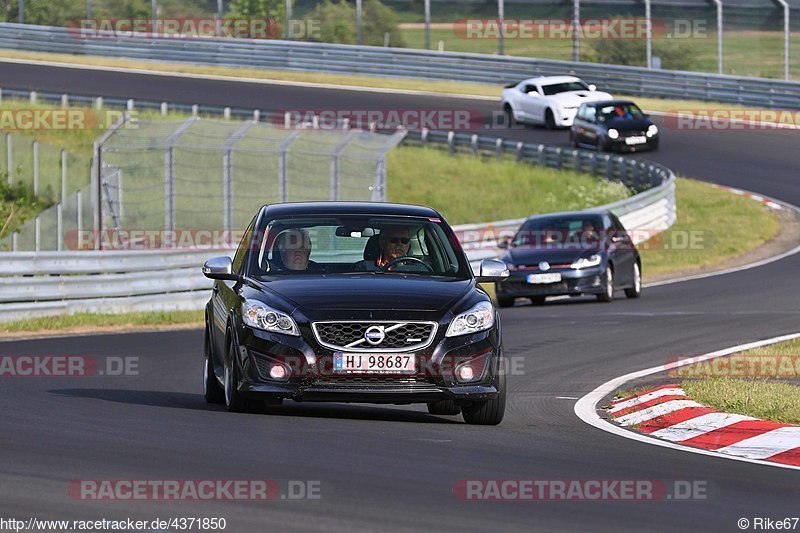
(255, 275, 473, 313)
(602, 118, 653, 133)
(549, 91, 613, 106)
(505, 246, 603, 267)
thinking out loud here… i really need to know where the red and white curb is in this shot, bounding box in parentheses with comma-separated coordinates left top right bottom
(575, 332, 800, 471)
(711, 184, 783, 210)
(607, 384, 800, 467)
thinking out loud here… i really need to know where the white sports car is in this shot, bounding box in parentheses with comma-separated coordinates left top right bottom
(501, 76, 613, 129)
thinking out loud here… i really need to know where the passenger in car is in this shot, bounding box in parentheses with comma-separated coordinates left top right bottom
(274, 229, 319, 271)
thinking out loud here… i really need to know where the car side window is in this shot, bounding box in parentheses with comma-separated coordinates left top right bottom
(585, 107, 596, 123)
(232, 219, 255, 275)
(523, 84, 539, 95)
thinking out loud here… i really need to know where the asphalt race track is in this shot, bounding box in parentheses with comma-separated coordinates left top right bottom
(1, 61, 799, 532)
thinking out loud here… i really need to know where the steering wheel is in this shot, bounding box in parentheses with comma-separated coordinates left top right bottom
(383, 256, 434, 272)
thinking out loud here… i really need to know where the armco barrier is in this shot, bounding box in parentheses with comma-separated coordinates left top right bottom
(1, 23, 799, 109)
(0, 129, 675, 322)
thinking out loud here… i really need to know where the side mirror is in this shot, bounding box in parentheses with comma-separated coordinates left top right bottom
(202, 256, 239, 281)
(497, 238, 510, 249)
(588, 84, 597, 91)
(475, 259, 510, 283)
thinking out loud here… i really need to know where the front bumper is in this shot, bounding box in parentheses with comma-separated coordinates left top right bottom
(496, 267, 604, 298)
(604, 136, 659, 153)
(233, 325, 503, 405)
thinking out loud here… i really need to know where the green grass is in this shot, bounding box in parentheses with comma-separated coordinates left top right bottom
(387, 146, 631, 224)
(0, 311, 204, 334)
(683, 378, 800, 425)
(638, 178, 779, 277)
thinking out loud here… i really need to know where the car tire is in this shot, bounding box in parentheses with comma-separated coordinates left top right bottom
(204, 327, 225, 404)
(427, 400, 462, 416)
(462, 365, 506, 425)
(625, 262, 642, 299)
(497, 295, 515, 308)
(596, 266, 614, 303)
(529, 296, 546, 306)
(544, 109, 556, 129)
(504, 105, 517, 128)
(224, 343, 256, 413)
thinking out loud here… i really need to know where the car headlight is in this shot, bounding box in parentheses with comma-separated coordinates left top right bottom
(446, 301, 495, 337)
(242, 299, 300, 336)
(571, 254, 602, 269)
(647, 124, 659, 137)
(607, 128, 619, 140)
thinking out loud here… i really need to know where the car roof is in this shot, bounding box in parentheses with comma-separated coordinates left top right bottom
(582, 99, 637, 108)
(524, 209, 611, 222)
(519, 75, 581, 86)
(261, 201, 444, 219)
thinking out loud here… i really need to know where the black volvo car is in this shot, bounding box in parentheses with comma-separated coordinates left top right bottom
(202, 202, 510, 425)
(570, 100, 659, 152)
(495, 210, 642, 307)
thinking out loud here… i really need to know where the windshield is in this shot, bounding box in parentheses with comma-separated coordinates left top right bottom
(540, 81, 590, 96)
(248, 215, 470, 279)
(512, 215, 604, 249)
(597, 103, 645, 122)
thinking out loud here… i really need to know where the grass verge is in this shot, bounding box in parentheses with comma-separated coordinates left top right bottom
(0, 311, 204, 336)
(683, 377, 800, 425)
(0, 50, 794, 124)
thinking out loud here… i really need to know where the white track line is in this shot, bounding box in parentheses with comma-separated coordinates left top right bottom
(649, 413, 756, 442)
(574, 332, 800, 471)
(614, 400, 703, 426)
(716, 427, 800, 460)
(607, 387, 686, 414)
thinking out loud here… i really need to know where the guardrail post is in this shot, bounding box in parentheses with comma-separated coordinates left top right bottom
(447, 131, 455, 155)
(77, 189, 83, 235)
(94, 97, 103, 110)
(127, 99, 135, 112)
(618, 156, 628, 185)
(516, 141, 523, 161)
(495, 138, 503, 160)
(605, 154, 613, 180)
(572, 149, 581, 172)
(470, 134, 478, 155)
(30, 91, 37, 104)
(5, 133, 11, 185)
(192, 105, 199, 117)
(223, 107, 231, 120)
(589, 152, 598, 175)
(57, 203, 63, 252)
(253, 110, 260, 122)
(35, 216, 40, 253)
(555, 148, 563, 170)
(421, 128, 429, 145)
(537, 145, 546, 166)
(161, 102, 168, 116)
(61, 94, 68, 108)
(32, 140, 38, 196)
(11, 231, 17, 252)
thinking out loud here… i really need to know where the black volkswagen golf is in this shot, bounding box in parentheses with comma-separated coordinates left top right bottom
(495, 210, 642, 307)
(201, 202, 510, 425)
(570, 100, 659, 152)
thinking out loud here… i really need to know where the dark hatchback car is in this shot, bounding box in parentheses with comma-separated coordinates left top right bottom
(495, 210, 641, 307)
(201, 202, 510, 425)
(570, 100, 659, 152)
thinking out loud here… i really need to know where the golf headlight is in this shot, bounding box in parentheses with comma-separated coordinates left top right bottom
(571, 254, 602, 269)
(607, 128, 619, 140)
(446, 301, 495, 337)
(242, 300, 299, 336)
(647, 124, 659, 137)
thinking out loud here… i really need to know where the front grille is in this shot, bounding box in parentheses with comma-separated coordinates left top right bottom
(312, 375, 435, 389)
(503, 281, 568, 295)
(312, 321, 437, 352)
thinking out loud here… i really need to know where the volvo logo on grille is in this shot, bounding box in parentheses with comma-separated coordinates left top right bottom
(539, 261, 550, 271)
(364, 325, 386, 345)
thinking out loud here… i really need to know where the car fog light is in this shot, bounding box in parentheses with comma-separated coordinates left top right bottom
(592, 276, 601, 287)
(458, 366, 475, 381)
(269, 364, 287, 380)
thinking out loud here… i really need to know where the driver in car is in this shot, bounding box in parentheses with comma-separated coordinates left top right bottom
(355, 225, 419, 271)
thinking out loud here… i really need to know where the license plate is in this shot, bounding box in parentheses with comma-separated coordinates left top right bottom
(625, 136, 647, 145)
(527, 273, 562, 284)
(334, 353, 416, 374)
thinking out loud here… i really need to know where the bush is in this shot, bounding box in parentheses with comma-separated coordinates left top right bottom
(304, 0, 405, 47)
(587, 38, 698, 71)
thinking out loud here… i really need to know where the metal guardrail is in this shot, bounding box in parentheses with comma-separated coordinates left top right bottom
(1, 23, 799, 109)
(0, 126, 675, 322)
